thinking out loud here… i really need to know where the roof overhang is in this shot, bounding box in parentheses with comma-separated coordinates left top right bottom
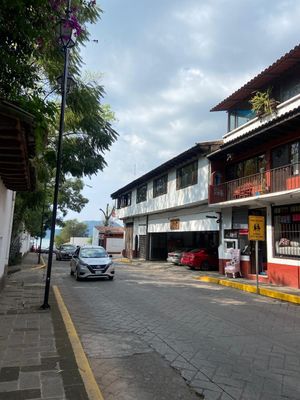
(208, 108, 300, 160)
(0, 100, 36, 191)
(111, 141, 222, 199)
(211, 44, 300, 112)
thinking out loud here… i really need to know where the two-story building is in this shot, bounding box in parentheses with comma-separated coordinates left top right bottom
(111, 141, 221, 261)
(209, 44, 300, 288)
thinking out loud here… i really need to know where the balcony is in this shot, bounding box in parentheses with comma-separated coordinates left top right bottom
(209, 163, 300, 204)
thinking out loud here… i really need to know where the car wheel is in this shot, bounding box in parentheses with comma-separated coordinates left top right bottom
(108, 276, 114, 280)
(74, 268, 81, 281)
(201, 261, 210, 271)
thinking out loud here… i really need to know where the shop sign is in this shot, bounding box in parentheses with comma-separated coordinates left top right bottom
(170, 218, 180, 230)
(248, 216, 265, 241)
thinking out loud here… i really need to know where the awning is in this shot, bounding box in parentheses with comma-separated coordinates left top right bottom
(0, 100, 36, 191)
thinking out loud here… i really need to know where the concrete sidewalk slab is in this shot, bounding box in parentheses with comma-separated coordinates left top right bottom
(0, 253, 90, 400)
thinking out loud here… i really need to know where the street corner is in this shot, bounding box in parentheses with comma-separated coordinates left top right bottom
(196, 275, 300, 305)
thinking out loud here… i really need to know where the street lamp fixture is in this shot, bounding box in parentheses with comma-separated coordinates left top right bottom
(56, 74, 76, 93)
(41, 0, 76, 309)
(57, 18, 77, 49)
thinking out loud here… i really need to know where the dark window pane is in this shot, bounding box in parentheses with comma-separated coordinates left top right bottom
(136, 184, 147, 203)
(118, 192, 132, 208)
(176, 161, 198, 189)
(153, 175, 168, 197)
(272, 144, 289, 168)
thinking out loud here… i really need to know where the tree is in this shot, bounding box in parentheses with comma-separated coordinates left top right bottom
(55, 219, 88, 246)
(2, 1, 119, 262)
(100, 204, 116, 226)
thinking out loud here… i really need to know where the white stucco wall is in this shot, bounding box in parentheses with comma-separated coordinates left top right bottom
(147, 207, 219, 233)
(0, 178, 15, 280)
(70, 237, 90, 246)
(117, 158, 209, 219)
(20, 231, 32, 255)
(106, 238, 124, 253)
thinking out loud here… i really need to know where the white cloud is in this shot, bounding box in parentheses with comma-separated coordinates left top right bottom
(67, 0, 300, 221)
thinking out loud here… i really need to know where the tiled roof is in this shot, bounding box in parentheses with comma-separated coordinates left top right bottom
(211, 44, 300, 112)
(95, 226, 124, 234)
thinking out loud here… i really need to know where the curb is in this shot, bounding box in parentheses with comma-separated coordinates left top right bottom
(114, 258, 132, 263)
(197, 276, 300, 305)
(53, 285, 105, 400)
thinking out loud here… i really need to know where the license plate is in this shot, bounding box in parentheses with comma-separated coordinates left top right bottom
(95, 271, 103, 275)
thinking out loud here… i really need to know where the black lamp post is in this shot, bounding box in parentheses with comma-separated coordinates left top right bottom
(41, 0, 76, 309)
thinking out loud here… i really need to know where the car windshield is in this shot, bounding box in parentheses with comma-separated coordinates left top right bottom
(62, 245, 76, 251)
(80, 248, 108, 258)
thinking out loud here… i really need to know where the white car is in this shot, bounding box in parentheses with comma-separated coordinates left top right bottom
(70, 245, 115, 281)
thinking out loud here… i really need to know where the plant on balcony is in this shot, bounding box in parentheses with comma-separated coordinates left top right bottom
(249, 89, 278, 118)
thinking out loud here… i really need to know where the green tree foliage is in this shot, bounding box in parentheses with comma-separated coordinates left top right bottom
(2, 1, 118, 263)
(55, 219, 88, 245)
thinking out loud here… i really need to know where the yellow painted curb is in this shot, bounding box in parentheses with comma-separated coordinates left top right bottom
(31, 255, 46, 270)
(53, 286, 104, 400)
(197, 276, 300, 305)
(115, 258, 132, 263)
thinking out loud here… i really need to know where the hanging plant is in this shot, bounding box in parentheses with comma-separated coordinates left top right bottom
(249, 89, 278, 118)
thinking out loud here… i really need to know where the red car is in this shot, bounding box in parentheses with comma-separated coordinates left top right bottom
(180, 248, 218, 270)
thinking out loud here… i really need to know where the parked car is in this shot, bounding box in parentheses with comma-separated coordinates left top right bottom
(70, 245, 115, 281)
(167, 248, 191, 265)
(56, 244, 77, 261)
(180, 248, 218, 270)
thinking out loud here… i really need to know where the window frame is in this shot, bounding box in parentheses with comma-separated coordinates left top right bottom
(176, 160, 198, 190)
(117, 192, 132, 209)
(272, 204, 300, 259)
(153, 174, 168, 198)
(136, 184, 147, 204)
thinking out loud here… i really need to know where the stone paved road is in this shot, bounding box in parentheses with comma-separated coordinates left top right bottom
(52, 259, 300, 400)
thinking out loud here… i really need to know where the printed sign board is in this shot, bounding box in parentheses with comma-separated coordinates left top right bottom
(248, 216, 265, 241)
(170, 219, 180, 230)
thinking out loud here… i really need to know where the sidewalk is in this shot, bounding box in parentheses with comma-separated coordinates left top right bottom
(0, 253, 89, 400)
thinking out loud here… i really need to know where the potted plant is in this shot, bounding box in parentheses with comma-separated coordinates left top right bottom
(249, 89, 279, 118)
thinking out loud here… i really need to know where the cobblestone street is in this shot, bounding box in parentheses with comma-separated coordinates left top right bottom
(53, 259, 300, 400)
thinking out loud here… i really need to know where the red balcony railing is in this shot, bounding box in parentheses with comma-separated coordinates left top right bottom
(209, 163, 300, 204)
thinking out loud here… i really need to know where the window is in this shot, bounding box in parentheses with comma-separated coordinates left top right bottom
(136, 184, 147, 203)
(226, 154, 265, 180)
(176, 161, 198, 189)
(272, 140, 300, 175)
(117, 192, 131, 208)
(228, 109, 255, 131)
(273, 204, 300, 259)
(153, 174, 168, 197)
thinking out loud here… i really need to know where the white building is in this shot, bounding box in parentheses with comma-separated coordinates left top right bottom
(92, 226, 124, 255)
(111, 142, 221, 260)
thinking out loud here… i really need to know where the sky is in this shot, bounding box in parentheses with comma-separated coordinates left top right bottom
(67, 0, 300, 221)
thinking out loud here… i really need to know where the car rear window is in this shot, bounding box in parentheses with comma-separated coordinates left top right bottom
(62, 245, 76, 250)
